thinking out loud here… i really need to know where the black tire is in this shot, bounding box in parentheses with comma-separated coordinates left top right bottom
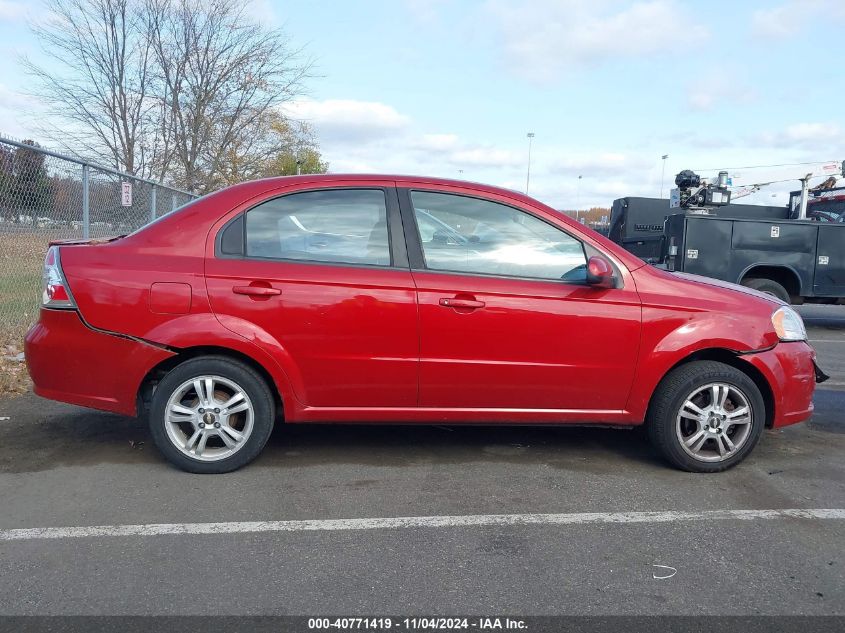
(742, 277, 790, 303)
(646, 361, 766, 473)
(149, 356, 275, 473)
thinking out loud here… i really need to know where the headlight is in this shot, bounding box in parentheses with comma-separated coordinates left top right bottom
(771, 306, 807, 341)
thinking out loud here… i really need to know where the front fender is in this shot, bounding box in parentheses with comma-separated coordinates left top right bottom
(624, 308, 780, 421)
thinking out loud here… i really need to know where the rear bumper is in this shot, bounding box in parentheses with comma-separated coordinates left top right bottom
(25, 309, 174, 416)
(744, 341, 818, 428)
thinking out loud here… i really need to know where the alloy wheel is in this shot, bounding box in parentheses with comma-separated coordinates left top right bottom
(675, 382, 753, 462)
(163, 375, 255, 462)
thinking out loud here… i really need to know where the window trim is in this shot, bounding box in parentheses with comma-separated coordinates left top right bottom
(398, 187, 599, 285)
(214, 186, 409, 269)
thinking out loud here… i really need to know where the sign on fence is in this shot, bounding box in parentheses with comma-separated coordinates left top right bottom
(121, 181, 133, 207)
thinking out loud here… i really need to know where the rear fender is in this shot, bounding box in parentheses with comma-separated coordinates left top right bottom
(141, 313, 303, 410)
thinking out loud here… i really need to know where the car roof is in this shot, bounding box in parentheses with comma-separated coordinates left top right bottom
(233, 173, 542, 207)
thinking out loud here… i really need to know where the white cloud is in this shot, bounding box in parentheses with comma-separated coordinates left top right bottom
(487, 0, 708, 81)
(0, 85, 41, 138)
(326, 157, 382, 173)
(687, 85, 757, 112)
(282, 99, 411, 145)
(751, 3, 803, 39)
(284, 98, 843, 211)
(783, 122, 841, 143)
(404, 0, 450, 24)
(751, 1, 845, 39)
(0, 84, 31, 110)
(287, 104, 845, 210)
(449, 146, 522, 168)
(756, 122, 844, 149)
(245, 0, 277, 25)
(408, 132, 522, 170)
(688, 93, 716, 111)
(544, 152, 651, 180)
(297, 111, 527, 180)
(412, 133, 460, 151)
(0, 0, 26, 22)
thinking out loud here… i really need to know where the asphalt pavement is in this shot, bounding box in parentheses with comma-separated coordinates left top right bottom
(0, 304, 843, 616)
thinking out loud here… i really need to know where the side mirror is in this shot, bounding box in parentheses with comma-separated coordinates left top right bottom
(586, 255, 614, 288)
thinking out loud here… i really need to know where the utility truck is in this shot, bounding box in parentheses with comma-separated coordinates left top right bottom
(609, 161, 845, 304)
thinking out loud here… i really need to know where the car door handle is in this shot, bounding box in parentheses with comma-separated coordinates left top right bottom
(439, 297, 485, 309)
(233, 285, 281, 297)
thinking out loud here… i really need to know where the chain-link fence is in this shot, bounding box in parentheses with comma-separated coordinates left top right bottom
(0, 135, 197, 339)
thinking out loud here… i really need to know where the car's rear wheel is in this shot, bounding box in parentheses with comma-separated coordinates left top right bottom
(149, 356, 275, 473)
(646, 361, 765, 473)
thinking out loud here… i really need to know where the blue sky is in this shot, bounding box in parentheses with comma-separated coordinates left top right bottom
(1, 0, 843, 209)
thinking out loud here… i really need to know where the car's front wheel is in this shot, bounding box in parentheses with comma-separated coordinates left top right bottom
(149, 356, 275, 473)
(647, 361, 765, 472)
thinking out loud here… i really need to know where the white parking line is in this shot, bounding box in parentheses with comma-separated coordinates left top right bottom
(1, 508, 843, 541)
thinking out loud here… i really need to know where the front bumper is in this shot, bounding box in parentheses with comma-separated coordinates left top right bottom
(744, 341, 819, 428)
(25, 308, 174, 416)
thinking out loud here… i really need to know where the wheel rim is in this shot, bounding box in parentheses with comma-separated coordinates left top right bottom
(675, 382, 753, 463)
(163, 375, 254, 462)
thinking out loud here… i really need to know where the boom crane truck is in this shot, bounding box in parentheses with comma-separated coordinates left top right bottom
(659, 160, 845, 303)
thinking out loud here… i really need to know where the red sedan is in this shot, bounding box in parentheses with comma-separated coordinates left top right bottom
(25, 175, 822, 473)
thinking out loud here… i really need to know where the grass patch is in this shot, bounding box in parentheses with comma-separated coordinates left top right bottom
(0, 326, 30, 396)
(0, 271, 41, 324)
(0, 230, 53, 334)
(0, 230, 56, 395)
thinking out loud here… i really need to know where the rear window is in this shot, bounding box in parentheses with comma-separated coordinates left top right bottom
(245, 189, 391, 266)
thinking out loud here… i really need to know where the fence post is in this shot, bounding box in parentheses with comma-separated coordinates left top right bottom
(172, 193, 178, 212)
(150, 184, 157, 223)
(82, 164, 90, 239)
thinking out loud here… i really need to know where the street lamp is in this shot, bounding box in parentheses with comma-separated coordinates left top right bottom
(525, 132, 535, 194)
(576, 175, 583, 221)
(660, 154, 669, 198)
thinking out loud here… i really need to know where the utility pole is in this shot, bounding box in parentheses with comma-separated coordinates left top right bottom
(660, 154, 669, 198)
(525, 132, 535, 194)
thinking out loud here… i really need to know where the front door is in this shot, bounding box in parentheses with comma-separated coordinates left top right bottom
(403, 188, 641, 412)
(206, 185, 418, 408)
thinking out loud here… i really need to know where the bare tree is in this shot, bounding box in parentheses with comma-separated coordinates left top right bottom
(23, 0, 159, 176)
(25, 0, 313, 192)
(145, 0, 312, 193)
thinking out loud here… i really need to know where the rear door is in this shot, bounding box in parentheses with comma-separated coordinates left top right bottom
(205, 183, 419, 408)
(814, 224, 845, 297)
(400, 187, 642, 412)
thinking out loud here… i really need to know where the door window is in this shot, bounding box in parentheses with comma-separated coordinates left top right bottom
(246, 189, 391, 266)
(410, 191, 587, 281)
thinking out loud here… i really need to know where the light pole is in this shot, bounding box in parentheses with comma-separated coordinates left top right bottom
(525, 132, 535, 194)
(576, 175, 582, 221)
(660, 154, 669, 198)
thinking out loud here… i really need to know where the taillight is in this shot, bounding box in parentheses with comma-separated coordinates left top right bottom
(42, 246, 76, 309)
